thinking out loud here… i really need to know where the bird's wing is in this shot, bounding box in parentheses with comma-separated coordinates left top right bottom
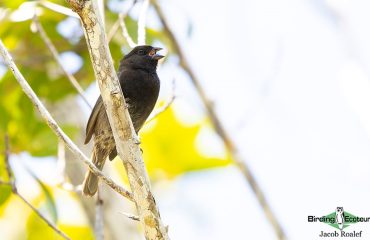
(84, 96, 103, 144)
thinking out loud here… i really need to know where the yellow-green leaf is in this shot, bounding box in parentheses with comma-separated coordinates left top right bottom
(140, 108, 232, 179)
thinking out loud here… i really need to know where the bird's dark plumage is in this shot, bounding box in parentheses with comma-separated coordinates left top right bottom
(82, 45, 164, 196)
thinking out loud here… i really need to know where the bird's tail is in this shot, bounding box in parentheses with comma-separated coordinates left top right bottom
(82, 148, 106, 196)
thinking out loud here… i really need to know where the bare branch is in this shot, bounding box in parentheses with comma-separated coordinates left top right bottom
(55, 140, 84, 193)
(107, 0, 137, 44)
(3, 134, 70, 240)
(32, 14, 92, 109)
(119, 13, 137, 48)
(152, 1, 286, 239)
(38, 1, 79, 18)
(57, 140, 104, 240)
(107, 19, 120, 43)
(55, 141, 82, 193)
(119, 211, 140, 221)
(0, 180, 11, 186)
(137, 0, 150, 45)
(16, 193, 70, 239)
(95, 190, 104, 240)
(147, 79, 175, 123)
(0, 39, 134, 202)
(4, 134, 12, 183)
(65, 0, 169, 239)
(97, 0, 105, 27)
(57, 140, 66, 180)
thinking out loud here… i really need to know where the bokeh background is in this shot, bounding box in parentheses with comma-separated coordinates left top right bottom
(1, 0, 370, 239)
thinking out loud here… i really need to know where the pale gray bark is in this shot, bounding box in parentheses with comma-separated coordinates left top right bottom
(66, 0, 169, 239)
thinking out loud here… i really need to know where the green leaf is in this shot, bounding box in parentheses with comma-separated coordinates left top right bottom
(0, 9, 80, 157)
(0, 185, 12, 206)
(122, 108, 232, 179)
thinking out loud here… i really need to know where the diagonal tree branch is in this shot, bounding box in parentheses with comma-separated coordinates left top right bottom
(0, 39, 134, 202)
(16, 193, 70, 239)
(28, 4, 138, 238)
(4, 135, 12, 183)
(137, 0, 150, 45)
(3, 134, 70, 240)
(152, 1, 286, 239)
(32, 14, 92, 109)
(95, 189, 104, 240)
(147, 78, 176, 123)
(38, 0, 79, 18)
(65, 0, 169, 239)
(118, 13, 137, 48)
(33, 11, 107, 238)
(107, 0, 137, 43)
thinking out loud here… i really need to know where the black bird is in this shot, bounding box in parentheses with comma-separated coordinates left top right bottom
(82, 45, 164, 196)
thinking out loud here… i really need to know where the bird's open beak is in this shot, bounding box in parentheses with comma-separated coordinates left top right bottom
(151, 47, 164, 60)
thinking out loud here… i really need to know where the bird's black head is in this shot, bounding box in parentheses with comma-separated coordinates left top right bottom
(121, 45, 164, 72)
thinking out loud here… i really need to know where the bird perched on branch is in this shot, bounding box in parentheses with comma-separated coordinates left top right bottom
(82, 45, 164, 196)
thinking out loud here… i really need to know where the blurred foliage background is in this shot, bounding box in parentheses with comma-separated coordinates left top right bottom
(0, 0, 231, 239)
(3, 0, 370, 239)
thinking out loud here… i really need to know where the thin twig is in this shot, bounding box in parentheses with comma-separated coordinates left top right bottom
(153, 1, 286, 239)
(57, 140, 66, 181)
(107, 18, 120, 43)
(119, 13, 137, 48)
(3, 134, 70, 240)
(137, 0, 150, 45)
(4, 134, 12, 183)
(16, 193, 70, 239)
(119, 211, 140, 221)
(106, 0, 137, 43)
(32, 14, 92, 109)
(0, 39, 134, 202)
(0, 180, 11, 186)
(38, 0, 79, 18)
(56, 140, 83, 193)
(95, 189, 104, 240)
(147, 78, 176, 123)
(56, 140, 80, 193)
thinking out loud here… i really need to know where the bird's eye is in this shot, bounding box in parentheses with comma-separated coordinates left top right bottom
(138, 50, 145, 55)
